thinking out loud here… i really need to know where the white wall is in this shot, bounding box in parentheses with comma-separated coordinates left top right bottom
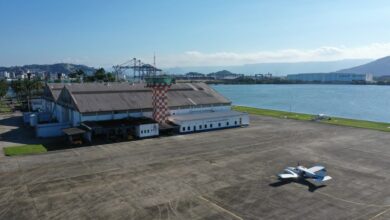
(175, 114, 249, 133)
(81, 112, 143, 123)
(40, 100, 57, 122)
(56, 105, 64, 123)
(170, 105, 230, 116)
(35, 122, 71, 137)
(141, 106, 230, 118)
(135, 123, 159, 138)
(30, 99, 43, 111)
(72, 110, 81, 127)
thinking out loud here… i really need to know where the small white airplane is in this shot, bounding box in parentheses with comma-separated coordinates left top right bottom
(278, 164, 332, 183)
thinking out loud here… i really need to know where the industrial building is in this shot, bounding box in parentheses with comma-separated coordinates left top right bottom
(286, 72, 373, 83)
(33, 81, 249, 142)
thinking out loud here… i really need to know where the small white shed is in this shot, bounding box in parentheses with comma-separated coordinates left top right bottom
(135, 123, 159, 138)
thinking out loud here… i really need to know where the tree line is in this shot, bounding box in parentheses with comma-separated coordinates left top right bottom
(10, 79, 43, 101)
(68, 68, 116, 83)
(0, 80, 8, 98)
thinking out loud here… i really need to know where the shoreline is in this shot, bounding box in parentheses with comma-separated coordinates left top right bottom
(233, 105, 390, 132)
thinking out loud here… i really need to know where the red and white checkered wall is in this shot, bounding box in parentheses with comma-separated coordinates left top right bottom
(151, 84, 171, 124)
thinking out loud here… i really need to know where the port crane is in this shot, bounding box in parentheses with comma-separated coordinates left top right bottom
(113, 57, 161, 82)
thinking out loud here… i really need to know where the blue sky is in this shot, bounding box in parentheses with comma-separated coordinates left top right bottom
(1, 0, 390, 67)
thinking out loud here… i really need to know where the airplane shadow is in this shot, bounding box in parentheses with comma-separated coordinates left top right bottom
(269, 178, 327, 192)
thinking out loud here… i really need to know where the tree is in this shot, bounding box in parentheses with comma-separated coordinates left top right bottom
(84, 75, 95, 82)
(94, 68, 106, 81)
(11, 79, 43, 101)
(106, 72, 116, 82)
(68, 72, 77, 79)
(0, 80, 8, 98)
(75, 69, 85, 77)
(69, 69, 85, 79)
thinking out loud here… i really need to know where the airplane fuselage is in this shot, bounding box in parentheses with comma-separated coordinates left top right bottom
(278, 165, 331, 183)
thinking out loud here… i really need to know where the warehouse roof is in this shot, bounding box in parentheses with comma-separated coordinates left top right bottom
(56, 82, 231, 113)
(42, 83, 64, 101)
(168, 110, 247, 123)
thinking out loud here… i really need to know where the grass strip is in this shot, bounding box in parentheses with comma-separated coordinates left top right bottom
(233, 105, 390, 132)
(4, 144, 47, 156)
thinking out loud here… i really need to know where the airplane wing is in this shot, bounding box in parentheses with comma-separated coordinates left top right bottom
(307, 165, 325, 173)
(278, 168, 299, 179)
(278, 173, 297, 179)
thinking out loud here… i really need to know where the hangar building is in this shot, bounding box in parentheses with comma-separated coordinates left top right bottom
(36, 82, 249, 140)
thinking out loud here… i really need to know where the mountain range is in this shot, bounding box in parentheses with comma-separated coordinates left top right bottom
(0, 63, 96, 75)
(164, 59, 372, 75)
(337, 56, 390, 76)
(1, 55, 390, 77)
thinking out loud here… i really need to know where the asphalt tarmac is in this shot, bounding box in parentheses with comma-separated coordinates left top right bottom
(1, 114, 389, 219)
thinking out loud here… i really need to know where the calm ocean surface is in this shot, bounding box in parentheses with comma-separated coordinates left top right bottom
(212, 84, 390, 123)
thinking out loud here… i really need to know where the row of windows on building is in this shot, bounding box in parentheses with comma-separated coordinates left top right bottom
(182, 119, 241, 132)
(140, 129, 153, 134)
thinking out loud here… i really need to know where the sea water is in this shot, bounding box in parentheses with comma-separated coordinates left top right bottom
(213, 84, 390, 123)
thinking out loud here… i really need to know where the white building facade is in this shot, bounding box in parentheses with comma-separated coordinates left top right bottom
(168, 111, 249, 133)
(287, 73, 373, 83)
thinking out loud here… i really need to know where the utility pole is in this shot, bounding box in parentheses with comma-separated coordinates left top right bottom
(153, 53, 156, 67)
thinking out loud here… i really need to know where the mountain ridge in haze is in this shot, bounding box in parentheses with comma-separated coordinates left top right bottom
(164, 59, 371, 75)
(0, 63, 96, 75)
(337, 56, 390, 76)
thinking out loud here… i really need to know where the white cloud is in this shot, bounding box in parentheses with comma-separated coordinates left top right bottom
(158, 43, 390, 67)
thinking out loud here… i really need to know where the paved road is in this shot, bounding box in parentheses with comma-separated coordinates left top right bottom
(0, 115, 390, 219)
(0, 112, 29, 158)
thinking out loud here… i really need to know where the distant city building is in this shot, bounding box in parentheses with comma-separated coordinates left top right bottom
(17, 73, 28, 79)
(49, 73, 67, 81)
(35, 72, 47, 80)
(185, 72, 206, 78)
(0, 71, 10, 79)
(254, 73, 272, 80)
(286, 73, 373, 83)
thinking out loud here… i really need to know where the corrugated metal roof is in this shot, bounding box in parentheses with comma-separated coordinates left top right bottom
(168, 110, 247, 122)
(63, 82, 205, 93)
(62, 127, 86, 135)
(57, 82, 231, 113)
(43, 83, 65, 101)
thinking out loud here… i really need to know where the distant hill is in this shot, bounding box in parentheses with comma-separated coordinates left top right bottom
(376, 75, 390, 81)
(337, 56, 390, 76)
(164, 59, 371, 75)
(185, 72, 205, 77)
(206, 70, 243, 80)
(207, 70, 236, 77)
(0, 63, 96, 75)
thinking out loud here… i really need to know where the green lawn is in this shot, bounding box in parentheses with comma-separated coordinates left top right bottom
(0, 101, 11, 113)
(322, 117, 390, 132)
(0, 107, 11, 113)
(233, 105, 314, 121)
(3, 144, 47, 156)
(233, 105, 390, 132)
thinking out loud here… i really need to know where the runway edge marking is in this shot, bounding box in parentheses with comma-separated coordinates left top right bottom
(368, 207, 390, 220)
(316, 191, 390, 208)
(198, 196, 244, 220)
